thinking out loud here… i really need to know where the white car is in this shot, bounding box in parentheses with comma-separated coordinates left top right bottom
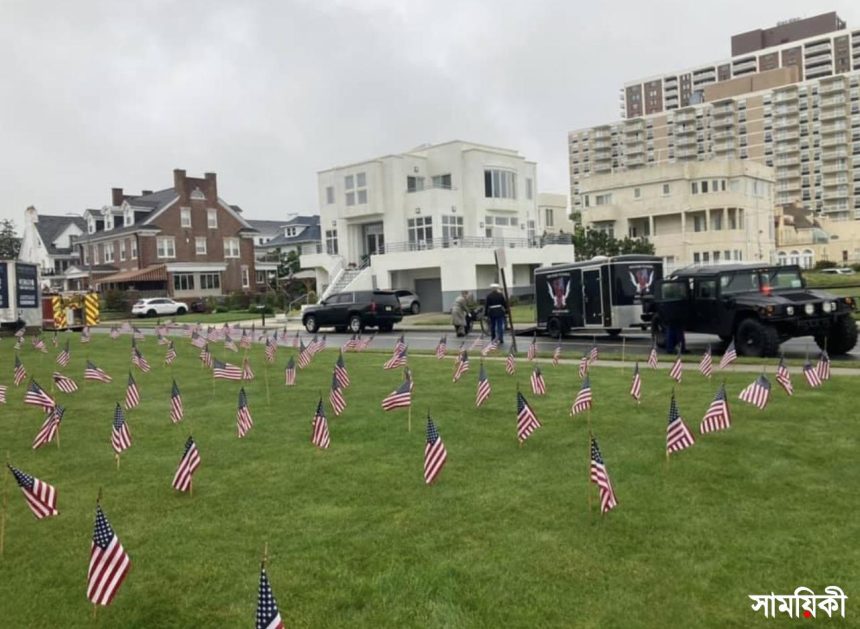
(820, 267, 856, 275)
(132, 297, 189, 317)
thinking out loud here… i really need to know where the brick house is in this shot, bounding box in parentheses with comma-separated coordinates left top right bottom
(72, 169, 258, 299)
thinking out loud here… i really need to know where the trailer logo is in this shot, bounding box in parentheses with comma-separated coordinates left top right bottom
(629, 266, 655, 295)
(547, 276, 571, 310)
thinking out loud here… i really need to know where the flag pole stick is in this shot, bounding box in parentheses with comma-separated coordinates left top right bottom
(0, 454, 10, 558)
(621, 334, 626, 368)
(264, 362, 271, 407)
(408, 404, 412, 433)
(586, 432, 592, 515)
(115, 453, 120, 471)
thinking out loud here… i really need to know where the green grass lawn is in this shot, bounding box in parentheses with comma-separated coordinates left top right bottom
(1, 337, 858, 627)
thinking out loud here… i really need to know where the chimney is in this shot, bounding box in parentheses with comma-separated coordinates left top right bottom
(141, 190, 153, 196)
(111, 188, 124, 206)
(173, 169, 187, 195)
(26, 205, 38, 223)
(204, 172, 218, 199)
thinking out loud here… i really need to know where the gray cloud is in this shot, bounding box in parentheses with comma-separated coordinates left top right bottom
(1, 0, 857, 228)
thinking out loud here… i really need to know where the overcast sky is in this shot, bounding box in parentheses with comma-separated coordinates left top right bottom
(2, 0, 858, 228)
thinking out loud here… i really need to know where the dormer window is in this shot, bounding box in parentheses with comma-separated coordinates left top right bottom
(87, 216, 96, 234)
(104, 212, 113, 230)
(124, 207, 133, 227)
(284, 226, 299, 237)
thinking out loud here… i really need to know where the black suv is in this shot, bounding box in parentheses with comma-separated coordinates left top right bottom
(302, 290, 403, 333)
(645, 264, 857, 357)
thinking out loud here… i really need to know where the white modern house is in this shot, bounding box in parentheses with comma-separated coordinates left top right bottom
(18, 206, 86, 290)
(300, 141, 574, 310)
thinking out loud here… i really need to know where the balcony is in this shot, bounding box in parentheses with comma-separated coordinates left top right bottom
(774, 116, 799, 129)
(733, 58, 757, 74)
(675, 149, 697, 159)
(711, 116, 735, 129)
(625, 155, 645, 167)
(820, 79, 846, 94)
(823, 189, 849, 200)
(821, 134, 847, 146)
(822, 148, 849, 160)
(673, 110, 695, 124)
(820, 107, 847, 121)
(805, 42, 831, 55)
(821, 96, 846, 107)
(376, 235, 570, 255)
(806, 64, 833, 79)
(774, 90, 798, 103)
(822, 162, 849, 174)
(776, 155, 800, 166)
(625, 142, 645, 155)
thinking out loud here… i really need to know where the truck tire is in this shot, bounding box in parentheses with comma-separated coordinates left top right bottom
(303, 315, 319, 333)
(815, 314, 858, 355)
(735, 318, 780, 357)
(650, 315, 666, 349)
(546, 317, 563, 338)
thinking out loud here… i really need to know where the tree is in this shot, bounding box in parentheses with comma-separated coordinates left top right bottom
(572, 226, 654, 260)
(0, 219, 21, 259)
(277, 250, 301, 278)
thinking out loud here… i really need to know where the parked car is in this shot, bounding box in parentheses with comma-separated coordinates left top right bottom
(302, 290, 403, 333)
(819, 267, 856, 275)
(394, 289, 421, 315)
(132, 297, 190, 318)
(645, 264, 857, 357)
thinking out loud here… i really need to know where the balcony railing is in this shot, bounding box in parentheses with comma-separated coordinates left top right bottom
(376, 234, 573, 255)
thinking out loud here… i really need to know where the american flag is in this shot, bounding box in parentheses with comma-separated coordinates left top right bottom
(803, 361, 822, 388)
(739, 374, 771, 410)
(342, 334, 357, 353)
(240, 330, 252, 350)
(334, 352, 350, 388)
(32, 405, 64, 449)
(381, 379, 412, 411)
(699, 346, 713, 377)
(200, 344, 213, 368)
(666, 394, 695, 453)
(452, 349, 470, 382)
(165, 341, 177, 365)
(170, 380, 183, 423)
(85, 360, 112, 383)
(719, 341, 737, 369)
(81, 327, 91, 344)
(256, 566, 285, 629)
(530, 365, 546, 395)
(242, 357, 255, 381)
(393, 334, 406, 355)
(775, 357, 793, 396)
(171, 436, 200, 492)
(224, 335, 238, 353)
(552, 340, 562, 366)
(56, 340, 71, 367)
(125, 372, 140, 410)
(110, 326, 120, 339)
(213, 359, 243, 380)
(32, 335, 47, 353)
(469, 333, 485, 352)
(297, 341, 313, 369)
(0, 384, 5, 403)
(571, 375, 592, 415)
(24, 380, 55, 411)
(313, 334, 327, 354)
(590, 437, 618, 514)
(527, 334, 537, 361)
(14, 354, 27, 386)
(87, 505, 131, 606)
(52, 371, 79, 394)
(111, 403, 132, 453)
(481, 338, 499, 357)
(700, 384, 731, 434)
(132, 326, 146, 341)
(14, 336, 23, 350)
(516, 391, 541, 443)
(207, 326, 219, 342)
(329, 371, 346, 416)
(383, 347, 408, 370)
(505, 346, 517, 375)
(630, 362, 642, 402)
(291, 331, 301, 349)
(578, 354, 589, 379)
(358, 333, 375, 351)
(284, 356, 296, 386)
(589, 343, 599, 364)
(8, 465, 58, 519)
(648, 345, 658, 369)
(435, 335, 447, 359)
(311, 398, 330, 449)
(475, 363, 491, 407)
(424, 417, 448, 485)
(307, 334, 321, 356)
(119, 321, 133, 334)
(131, 347, 151, 373)
(157, 332, 169, 346)
(14, 327, 25, 338)
(265, 338, 277, 363)
(236, 387, 254, 438)
(190, 331, 207, 348)
(669, 353, 683, 382)
(816, 351, 831, 381)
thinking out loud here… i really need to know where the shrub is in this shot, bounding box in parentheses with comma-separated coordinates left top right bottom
(307, 290, 317, 304)
(103, 289, 126, 312)
(228, 291, 251, 311)
(814, 260, 838, 270)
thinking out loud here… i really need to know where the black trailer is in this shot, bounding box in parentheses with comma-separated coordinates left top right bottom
(534, 255, 663, 337)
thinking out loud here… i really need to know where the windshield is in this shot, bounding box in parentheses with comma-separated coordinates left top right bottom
(719, 268, 803, 295)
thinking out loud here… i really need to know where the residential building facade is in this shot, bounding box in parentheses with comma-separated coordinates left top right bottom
(18, 206, 85, 290)
(301, 141, 573, 311)
(250, 214, 321, 285)
(536, 193, 574, 236)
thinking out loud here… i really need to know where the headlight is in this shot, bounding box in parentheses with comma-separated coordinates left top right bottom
(785, 305, 795, 316)
(830, 301, 837, 312)
(804, 303, 815, 315)
(822, 302, 832, 313)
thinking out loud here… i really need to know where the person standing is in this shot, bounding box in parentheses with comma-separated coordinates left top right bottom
(485, 283, 508, 345)
(451, 290, 471, 337)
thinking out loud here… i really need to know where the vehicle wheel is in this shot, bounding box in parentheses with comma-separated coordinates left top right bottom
(815, 314, 858, 355)
(379, 324, 394, 332)
(546, 317, 563, 338)
(735, 318, 780, 357)
(410, 301, 420, 315)
(650, 315, 666, 349)
(176, 307, 187, 315)
(606, 328, 622, 338)
(348, 315, 363, 333)
(304, 316, 319, 333)
(147, 309, 157, 318)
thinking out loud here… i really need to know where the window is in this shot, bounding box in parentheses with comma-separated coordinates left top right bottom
(207, 209, 217, 229)
(441, 215, 463, 241)
(634, 187, 641, 199)
(241, 265, 250, 288)
(119, 240, 126, 261)
(407, 176, 425, 192)
(195, 237, 207, 254)
(345, 175, 354, 189)
(484, 169, 517, 199)
(180, 207, 191, 228)
(662, 183, 671, 195)
(87, 216, 96, 234)
(104, 242, 114, 263)
(325, 186, 334, 204)
(692, 182, 699, 194)
(432, 174, 451, 189)
(693, 215, 706, 232)
(545, 208, 554, 227)
(223, 237, 240, 258)
(157, 237, 176, 259)
(200, 273, 220, 290)
(325, 229, 338, 254)
(407, 216, 433, 245)
(357, 189, 367, 204)
(701, 181, 709, 193)
(526, 178, 534, 200)
(104, 213, 113, 230)
(711, 212, 722, 231)
(356, 172, 366, 187)
(693, 252, 701, 264)
(702, 251, 710, 263)
(345, 172, 367, 204)
(82, 246, 88, 265)
(124, 208, 133, 227)
(92, 245, 99, 265)
(131, 238, 138, 259)
(346, 191, 356, 206)
(285, 227, 298, 237)
(173, 273, 195, 291)
(713, 251, 721, 262)
(595, 193, 613, 206)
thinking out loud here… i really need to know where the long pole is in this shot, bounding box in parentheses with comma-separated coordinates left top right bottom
(621, 335, 626, 367)
(494, 251, 517, 353)
(264, 362, 271, 407)
(407, 404, 412, 433)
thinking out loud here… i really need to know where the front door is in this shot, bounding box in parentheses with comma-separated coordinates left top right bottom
(583, 269, 602, 325)
(366, 232, 384, 256)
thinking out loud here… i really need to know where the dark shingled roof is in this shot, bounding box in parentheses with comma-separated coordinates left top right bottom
(248, 219, 290, 234)
(259, 224, 321, 249)
(33, 215, 86, 255)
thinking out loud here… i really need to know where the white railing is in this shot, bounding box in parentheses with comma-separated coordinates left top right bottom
(318, 255, 345, 302)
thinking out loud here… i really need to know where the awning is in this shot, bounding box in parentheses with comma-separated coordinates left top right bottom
(95, 265, 167, 286)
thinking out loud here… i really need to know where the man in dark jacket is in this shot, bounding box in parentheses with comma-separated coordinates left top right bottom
(485, 283, 508, 345)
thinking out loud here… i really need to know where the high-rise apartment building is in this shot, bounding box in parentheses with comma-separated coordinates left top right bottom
(570, 11, 860, 233)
